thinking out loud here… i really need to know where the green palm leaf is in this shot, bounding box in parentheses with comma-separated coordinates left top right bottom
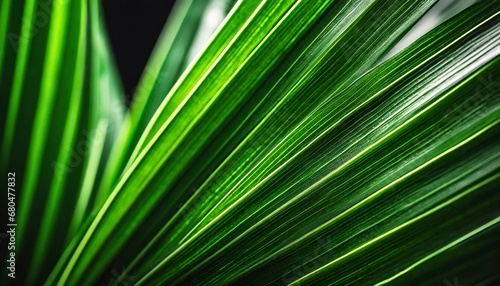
(0, 0, 498, 285)
(1, 0, 124, 283)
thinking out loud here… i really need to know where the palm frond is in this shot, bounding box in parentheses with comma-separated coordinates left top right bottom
(0, 0, 498, 285)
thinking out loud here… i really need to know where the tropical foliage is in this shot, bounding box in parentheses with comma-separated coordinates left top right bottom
(0, 0, 499, 285)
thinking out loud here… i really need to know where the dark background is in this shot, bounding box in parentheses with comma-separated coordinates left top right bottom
(103, 0, 176, 103)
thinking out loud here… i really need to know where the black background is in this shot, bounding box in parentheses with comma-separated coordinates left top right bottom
(103, 0, 176, 103)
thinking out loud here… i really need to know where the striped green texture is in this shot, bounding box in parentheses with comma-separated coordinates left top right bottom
(0, 0, 498, 285)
